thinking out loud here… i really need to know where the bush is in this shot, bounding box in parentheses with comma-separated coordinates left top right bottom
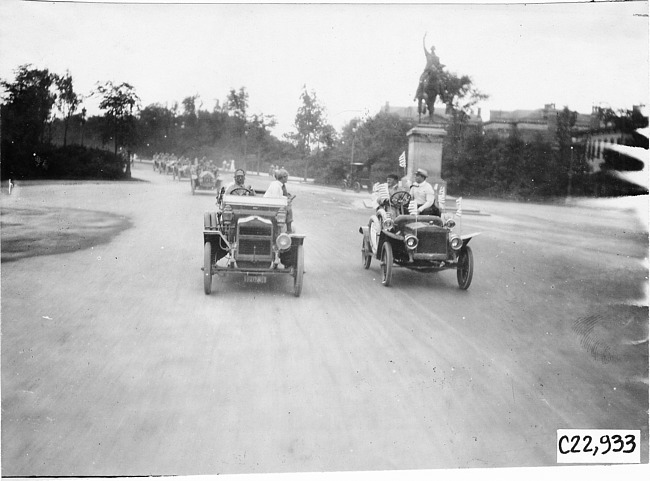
(1, 143, 128, 180)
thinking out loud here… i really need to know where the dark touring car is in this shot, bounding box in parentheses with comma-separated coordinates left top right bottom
(360, 190, 478, 288)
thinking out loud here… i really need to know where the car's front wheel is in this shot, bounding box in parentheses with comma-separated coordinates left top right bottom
(380, 241, 393, 287)
(293, 245, 304, 297)
(456, 245, 474, 290)
(204, 242, 213, 294)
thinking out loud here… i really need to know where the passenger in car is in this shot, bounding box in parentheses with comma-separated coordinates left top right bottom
(264, 168, 294, 233)
(410, 168, 440, 216)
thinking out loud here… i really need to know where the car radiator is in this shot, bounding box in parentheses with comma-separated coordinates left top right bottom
(237, 218, 273, 261)
(416, 231, 448, 256)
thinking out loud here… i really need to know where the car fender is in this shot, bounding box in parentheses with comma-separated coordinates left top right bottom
(461, 232, 481, 246)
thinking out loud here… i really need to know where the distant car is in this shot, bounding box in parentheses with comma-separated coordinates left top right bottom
(359, 191, 478, 288)
(173, 162, 191, 181)
(191, 168, 221, 194)
(341, 162, 373, 193)
(202, 187, 305, 296)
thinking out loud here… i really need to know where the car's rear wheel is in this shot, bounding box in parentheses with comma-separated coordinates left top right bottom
(380, 241, 393, 287)
(457, 245, 474, 290)
(293, 245, 304, 297)
(353, 181, 361, 193)
(341, 180, 347, 192)
(362, 236, 371, 269)
(204, 242, 213, 294)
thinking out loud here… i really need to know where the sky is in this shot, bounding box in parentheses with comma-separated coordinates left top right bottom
(0, 0, 648, 137)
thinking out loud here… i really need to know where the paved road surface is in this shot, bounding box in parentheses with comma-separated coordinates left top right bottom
(1, 163, 648, 476)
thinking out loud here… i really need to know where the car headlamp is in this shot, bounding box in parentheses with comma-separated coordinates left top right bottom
(445, 218, 456, 228)
(405, 235, 418, 250)
(450, 234, 463, 250)
(382, 218, 394, 230)
(222, 205, 233, 223)
(276, 233, 292, 251)
(276, 208, 287, 224)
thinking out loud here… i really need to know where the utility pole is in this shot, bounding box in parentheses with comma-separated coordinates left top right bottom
(567, 137, 576, 199)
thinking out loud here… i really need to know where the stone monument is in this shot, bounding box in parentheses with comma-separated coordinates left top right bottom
(407, 34, 449, 202)
(405, 124, 447, 202)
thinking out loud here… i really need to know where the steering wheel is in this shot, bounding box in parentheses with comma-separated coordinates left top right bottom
(229, 187, 254, 196)
(390, 191, 412, 208)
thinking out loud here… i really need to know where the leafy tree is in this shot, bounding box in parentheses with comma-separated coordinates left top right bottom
(248, 113, 277, 173)
(139, 103, 175, 154)
(1, 64, 57, 146)
(226, 87, 250, 160)
(351, 112, 413, 181)
(54, 71, 81, 147)
(555, 106, 578, 196)
(226, 87, 248, 120)
(181, 94, 200, 132)
(96, 81, 140, 177)
(595, 106, 649, 133)
(292, 86, 327, 180)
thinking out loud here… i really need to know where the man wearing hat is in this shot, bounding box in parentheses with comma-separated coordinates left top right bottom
(225, 169, 255, 195)
(410, 168, 440, 216)
(264, 168, 295, 233)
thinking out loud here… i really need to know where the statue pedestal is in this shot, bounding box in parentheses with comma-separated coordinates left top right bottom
(406, 123, 446, 182)
(405, 124, 447, 206)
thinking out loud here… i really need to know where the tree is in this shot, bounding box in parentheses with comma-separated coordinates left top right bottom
(96, 81, 140, 177)
(1, 64, 57, 146)
(182, 94, 199, 128)
(226, 87, 248, 121)
(226, 87, 250, 163)
(54, 71, 81, 147)
(350, 112, 413, 181)
(555, 106, 578, 196)
(293, 86, 327, 180)
(248, 113, 277, 173)
(138, 103, 175, 154)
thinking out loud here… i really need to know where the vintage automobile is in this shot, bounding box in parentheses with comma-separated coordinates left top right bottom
(202, 187, 305, 296)
(359, 190, 478, 288)
(191, 168, 221, 194)
(341, 162, 373, 193)
(173, 161, 191, 181)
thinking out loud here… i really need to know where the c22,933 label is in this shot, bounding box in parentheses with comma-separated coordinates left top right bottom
(557, 429, 640, 464)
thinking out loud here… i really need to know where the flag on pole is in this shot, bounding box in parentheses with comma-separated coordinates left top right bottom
(374, 182, 390, 202)
(398, 151, 406, 168)
(408, 200, 418, 216)
(456, 197, 463, 217)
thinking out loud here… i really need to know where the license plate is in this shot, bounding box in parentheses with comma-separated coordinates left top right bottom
(244, 275, 267, 284)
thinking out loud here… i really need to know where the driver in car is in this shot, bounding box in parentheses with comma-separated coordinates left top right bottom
(225, 169, 255, 195)
(375, 174, 407, 215)
(376, 174, 403, 204)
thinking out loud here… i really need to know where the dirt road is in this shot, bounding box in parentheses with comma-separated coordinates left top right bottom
(1, 163, 647, 476)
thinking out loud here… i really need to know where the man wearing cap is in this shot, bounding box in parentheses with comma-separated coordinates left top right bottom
(225, 169, 255, 195)
(264, 168, 295, 233)
(410, 168, 440, 216)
